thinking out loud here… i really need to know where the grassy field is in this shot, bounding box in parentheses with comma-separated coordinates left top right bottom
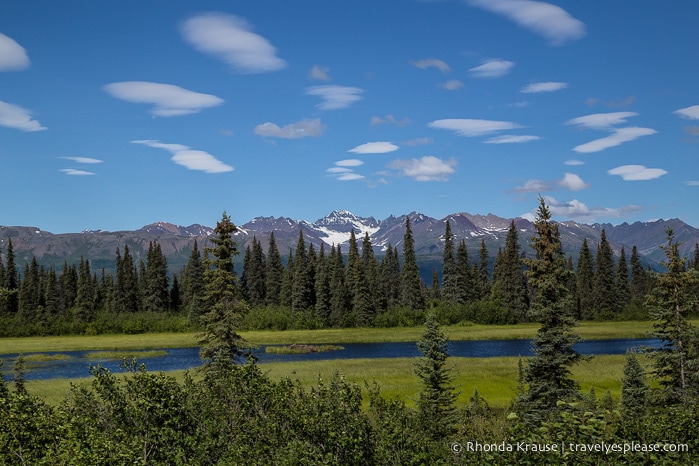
(23, 353, 648, 409)
(0, 320, 663, 355)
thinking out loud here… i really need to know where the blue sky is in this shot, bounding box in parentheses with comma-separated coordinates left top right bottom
(2, 0, 698, 233)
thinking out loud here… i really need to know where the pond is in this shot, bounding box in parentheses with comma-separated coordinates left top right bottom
(0, 338, 660, 381)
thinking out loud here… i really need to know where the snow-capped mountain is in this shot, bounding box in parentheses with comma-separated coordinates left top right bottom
(1, 211, 698, 273)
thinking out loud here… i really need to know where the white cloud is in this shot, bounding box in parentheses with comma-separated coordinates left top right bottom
(59, 157, 103, 164)
(305, 85, 363, 110)
(440, 80, 463, 90)
(573, 127, 657, 153)
(532, 196, 643, 221)
(608, 165, 667, 181)
(466, 0, 585, 45)
(564, 159, 585, 166)
(684, 181, 699, 186)
(309, 65, 331, 81)
(326, 167, 353, 174)
(59, 168, 95, 176)
(388, 155, 457, 182)
(0, 100, 46, 132)
(428, 118, 522, 137)
(0, 33, 29, 71)
(520, 81, 567, 94)
(559, 173, 590, 191)
(566, 111, 638, 130)
(181, 13, 286, 73)
(337, 173, 365, 181)
(335, 159, 364, 167)
(469, 59, 514, 78)
(132, 140, 233, 173)
(412, 58, 451, 73)
(485, 134, 540, 144)
(673, 105, 699, 120)
(349, 141, 399, 154)
(103, 81, 224, 116)
(371, 115, 410, 126)
(254, 118, 325, 139)
(512, 179, 548, 193)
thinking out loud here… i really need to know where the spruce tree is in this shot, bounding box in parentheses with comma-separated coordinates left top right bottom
(400, 217, 425, 310)
(519, 198, 583, 421)
(455, 240, 474, 304)
(75, 256, 95, 321)
(314, 243, 331, 323)
(442, 219, 459, 305)
(143, 241, 169, 313)
(265, 232, 284, 306)
(646, 228, 699, 403)
(4, 238, 18, 315)
(329, 245, 349, 326)
(491, 221, 528, 321)
(594, 229, 616, 318)
(414, 312, 458, 440)
(361, 233, 379, 313)
(629, 245, 648, 303)
(379, 244, 401, 309)
(183, 239, 206, 320)
(477, 238, 491, 300)
(575, 238, 595, 320)
(615, 246, 631, 313)
(620, 352, 648, 418)
(291, 230, 313, 311)
(199, 212, 252, 365)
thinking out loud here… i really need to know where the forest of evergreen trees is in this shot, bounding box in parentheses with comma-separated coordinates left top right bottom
(1, 214, 698, 337)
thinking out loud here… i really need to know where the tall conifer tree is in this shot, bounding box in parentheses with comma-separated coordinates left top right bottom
(400, 217, 425, 310)
(442, 220, 458, 305)
(576, 238, 595, 320)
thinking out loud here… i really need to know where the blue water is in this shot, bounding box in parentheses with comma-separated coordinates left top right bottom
(0, 338, 660, 381)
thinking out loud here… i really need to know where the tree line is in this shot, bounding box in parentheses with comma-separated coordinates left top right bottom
(1, 214, 698, 335)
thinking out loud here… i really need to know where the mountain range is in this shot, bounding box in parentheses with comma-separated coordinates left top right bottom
(1, 211, 698, 275)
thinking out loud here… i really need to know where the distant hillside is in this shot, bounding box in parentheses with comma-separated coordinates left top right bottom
(1, 211, 698, 276)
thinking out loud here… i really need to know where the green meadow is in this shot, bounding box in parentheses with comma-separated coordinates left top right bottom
(22, 354, 650, 409)
(3, 320, 664, 408)
(0, 319, 662, 355)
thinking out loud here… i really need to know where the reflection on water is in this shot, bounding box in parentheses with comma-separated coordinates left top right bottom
(1, 338, 659, 381)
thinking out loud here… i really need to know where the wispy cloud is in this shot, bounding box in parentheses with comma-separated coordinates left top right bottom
(466, 0, 585, 45)
(103, 81, 224, 116)
(349, 141, 399, 154)
(59, 168, 95, 176)
(132, 140, 233, 173)
(254, 118, 325, 139)
(485, 134, 540, 144)
(520, 81, 567, 94)
(0, 33, 29, 71)
(573, 127, 657, 153)
(673, 105, 699, 120)
(512, 173, 589, 193)
(525, 196, 642, 222)
(327, 160, 364, 181)
(0, 100, 46, 132)
(567, 111, 638, 130)
(308, 65, 331, 81)
(608, 165, 667, 181)
(428, 118, 522, 137)
(59, 157, 104, 164)
(440, 80, 463, 91)
(371, 115, 410, 127)
(564, 159, 585, 166)
(684, 181, 699, 186)
(306, 85, 363, 110)
(335, 159, 364, 167)
(412, 58, 451, 73)
(181, 13, 286, 73)
(567, 112, 656, 153)
(388, 156, 457, 182)
(469, 59, 514, 78)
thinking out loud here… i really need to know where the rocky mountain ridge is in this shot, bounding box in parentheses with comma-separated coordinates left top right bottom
(1, 211, 698, 273)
